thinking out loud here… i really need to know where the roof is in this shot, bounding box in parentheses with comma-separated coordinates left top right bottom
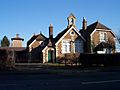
(11, 37, 24, 41)
(80, 21, 112, 38)
(54, 25, 85, 44)
(0, 47, 26, 51)
(67, 13, 76, 19)
(27, 33, 47, 46)
(54, 26, 71, 44)
(11, 34, 24, 41)
(94, 42, 113, 51)
(31, 38, 52, 52)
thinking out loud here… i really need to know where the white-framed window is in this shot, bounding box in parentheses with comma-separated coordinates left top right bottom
(99, 32, 107, 42)
(62, 40, 71, 53)
(75, 40, 83, 53)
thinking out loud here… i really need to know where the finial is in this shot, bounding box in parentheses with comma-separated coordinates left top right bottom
(83, 16, 86, 20)
(83, 17, 85, 19)
(40, 31, 42, 34)
(16, 34, 19, 38)
(97, 19, 99, 22)
(50, 23, 53, 27)
(33, 33, 35, 36)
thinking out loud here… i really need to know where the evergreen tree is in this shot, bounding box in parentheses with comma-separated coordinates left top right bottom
(1, 36, 10, 47)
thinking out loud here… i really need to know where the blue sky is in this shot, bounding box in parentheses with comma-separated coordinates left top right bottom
(0, 0, 120, 46)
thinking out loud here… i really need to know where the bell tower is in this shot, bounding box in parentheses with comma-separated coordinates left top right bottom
(11, 34, 24, 47)
(67, 13, 76, 27)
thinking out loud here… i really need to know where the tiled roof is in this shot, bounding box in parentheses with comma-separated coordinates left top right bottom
(11, 34, 24, 41)
(94, 42, 113, 51)
(68, 13, 76, 19)
(54, 26, 70, 44)
(27, 33, 47, 46)
(80, 21, 112, 38)
(31, 38, 50, 52)
(11, 37, 24, 41)
(36, 34, 46, 41)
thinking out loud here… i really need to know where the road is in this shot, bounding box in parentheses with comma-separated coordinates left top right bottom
(0, 71, 120, 90)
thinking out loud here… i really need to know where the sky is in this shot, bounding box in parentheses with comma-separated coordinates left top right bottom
(0, 0, 120, 47)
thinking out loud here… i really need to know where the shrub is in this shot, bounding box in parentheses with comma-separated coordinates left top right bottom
(62, 53, 80, 66)
(0, 49, 15, 70)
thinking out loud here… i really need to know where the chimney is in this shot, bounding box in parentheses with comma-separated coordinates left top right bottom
(49, 24, 53, 40)
(82, 17, 87, 30)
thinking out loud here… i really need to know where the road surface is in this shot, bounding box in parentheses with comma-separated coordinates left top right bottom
(0, 71, 120, 90)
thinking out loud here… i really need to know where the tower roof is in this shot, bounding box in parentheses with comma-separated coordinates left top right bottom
(67, 13, 76, 19)
(11, 34, 24, 41)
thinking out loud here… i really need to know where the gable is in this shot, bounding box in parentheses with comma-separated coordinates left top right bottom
(81, 21, 112, 38)
(91, 29, 116, 38)
(27, 33, 47, 47)
(55, 26, 85, 45)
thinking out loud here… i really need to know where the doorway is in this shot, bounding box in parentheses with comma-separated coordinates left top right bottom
(48, 50, 54, 63)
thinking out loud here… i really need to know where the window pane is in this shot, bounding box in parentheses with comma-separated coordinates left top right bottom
(62, 41, 70, 53)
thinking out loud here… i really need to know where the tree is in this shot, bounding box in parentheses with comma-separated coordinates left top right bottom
(1, 36, 10, 47)
(115, 29, 120, 52)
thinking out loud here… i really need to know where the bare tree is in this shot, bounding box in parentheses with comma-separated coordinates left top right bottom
(115, 29, 120, 52)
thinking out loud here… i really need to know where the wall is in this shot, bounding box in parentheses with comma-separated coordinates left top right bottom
(12, 40, 22, 47)
(56, 29, 84, 61)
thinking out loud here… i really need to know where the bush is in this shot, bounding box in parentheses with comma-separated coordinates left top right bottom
(57, 53, 80, 66)
(0, 49, 15, 70)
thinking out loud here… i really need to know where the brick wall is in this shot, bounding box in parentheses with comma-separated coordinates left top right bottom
(56, 29, 82, 59)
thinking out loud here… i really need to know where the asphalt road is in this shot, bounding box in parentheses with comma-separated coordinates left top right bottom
(0, 71, 120, 90)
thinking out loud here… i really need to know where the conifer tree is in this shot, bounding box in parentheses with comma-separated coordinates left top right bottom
(1, 36, 10, 47)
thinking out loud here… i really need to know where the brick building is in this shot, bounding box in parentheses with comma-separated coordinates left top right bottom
(27, 14, 85, 63)
(80, 18, 116, 54)
(27, 14, 116, 63)
(1, 14, 115, 63)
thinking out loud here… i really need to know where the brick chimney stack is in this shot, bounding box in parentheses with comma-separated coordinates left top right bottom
(49, 24, 53, 40)
(82, 17, 87, 30)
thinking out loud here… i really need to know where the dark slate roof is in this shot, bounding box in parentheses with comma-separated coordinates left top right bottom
(36, 34, 46, 41)
(80, 21, 112, 38)
(68, 13, 76, 19)
(32, 38, 53, 52)
(54, 26, 71, 44)
(11, 37, 24, 41)
(27, 33, 47, 46)
(94, 42, 113, 51)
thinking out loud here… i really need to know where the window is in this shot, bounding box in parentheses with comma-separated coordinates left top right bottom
(70, 31, 75, 36)
(75, 40, 83, 53)
(70, 18, 74, 25)
(100, 32, 107, 42)
(62, 40, 71, 53)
